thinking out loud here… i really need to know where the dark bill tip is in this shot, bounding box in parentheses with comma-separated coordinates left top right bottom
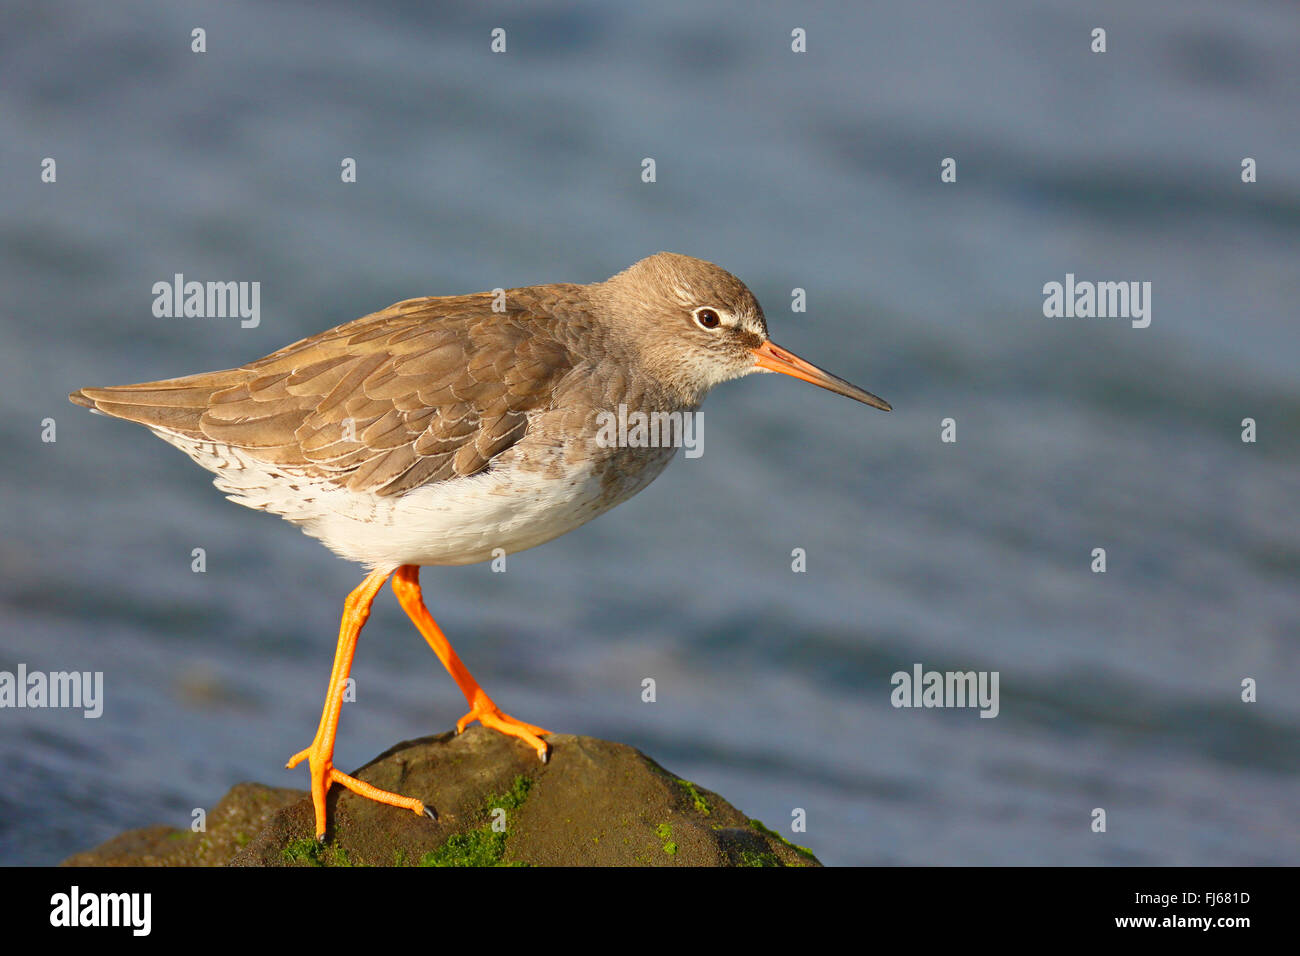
(752, 341, 891, 411)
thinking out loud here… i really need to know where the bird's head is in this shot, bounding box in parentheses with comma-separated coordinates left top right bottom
(593, 252, 891, 411)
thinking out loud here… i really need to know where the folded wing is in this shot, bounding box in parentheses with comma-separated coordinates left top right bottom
(69, 292, 579, 497)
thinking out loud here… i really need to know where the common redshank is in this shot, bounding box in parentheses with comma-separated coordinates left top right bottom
(70, 252, 890, 839)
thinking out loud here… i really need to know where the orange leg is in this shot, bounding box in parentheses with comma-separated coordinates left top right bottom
(286, 568, 433, 839)
(391, 564, 550, 762)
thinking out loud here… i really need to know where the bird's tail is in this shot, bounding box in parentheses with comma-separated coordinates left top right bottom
(68, 371, 241, 440)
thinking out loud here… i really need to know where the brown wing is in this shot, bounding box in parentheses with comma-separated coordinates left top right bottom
(69, 291, 582, 496)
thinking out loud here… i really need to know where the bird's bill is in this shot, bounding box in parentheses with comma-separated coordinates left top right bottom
(751, 341, 892, 411)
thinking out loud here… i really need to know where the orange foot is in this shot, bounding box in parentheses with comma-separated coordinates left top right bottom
(287, 738, 434, 841)
(392, 565, 552, 764)
(288, 567, 435, 841)
(457, 698, 551, 763)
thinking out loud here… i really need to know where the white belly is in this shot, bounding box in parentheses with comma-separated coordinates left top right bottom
(154, 430, 676, 571)
(301, 462, 621, 569)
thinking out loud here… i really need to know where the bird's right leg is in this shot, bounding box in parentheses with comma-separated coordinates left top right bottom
(391, 564, 550, 762)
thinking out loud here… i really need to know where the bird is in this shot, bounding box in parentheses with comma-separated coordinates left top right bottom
(69, 252, 890, 840)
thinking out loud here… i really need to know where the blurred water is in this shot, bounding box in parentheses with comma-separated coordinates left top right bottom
(1, 0, 1297, 866)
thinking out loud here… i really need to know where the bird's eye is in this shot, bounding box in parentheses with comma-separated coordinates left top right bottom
(695, 308, 722, 330)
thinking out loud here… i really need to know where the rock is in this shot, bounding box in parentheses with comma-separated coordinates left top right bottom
(61, 782, 303, 867)
(62, 728, 820, 867)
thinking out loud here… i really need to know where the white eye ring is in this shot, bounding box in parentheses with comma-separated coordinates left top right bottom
(694, 307, 723, 330)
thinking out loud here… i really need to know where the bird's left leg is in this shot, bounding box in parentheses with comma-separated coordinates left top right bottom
(286, 567, 432, 839)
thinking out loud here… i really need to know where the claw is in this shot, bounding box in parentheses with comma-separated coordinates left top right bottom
(424, 806, 439, 823)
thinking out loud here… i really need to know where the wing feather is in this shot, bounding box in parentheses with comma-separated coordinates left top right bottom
(69, 290, 586, 497)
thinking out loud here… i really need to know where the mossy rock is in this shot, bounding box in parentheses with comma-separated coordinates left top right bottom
(61, 781, 302, 867)
(62, 727, 820, 867)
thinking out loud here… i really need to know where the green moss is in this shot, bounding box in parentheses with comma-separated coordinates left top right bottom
(653, 822, 678, 856)
(674, 778, 711, 816)
(329, 846, 357, 867)
(419, 775, 534, 867)
(493, 774, 534, 812)
(738, 849, 783, 867)
(748, 818, 815, 860)
(167, 830, 193, 841)
(281, 837, 359, 867)
(420, 829, 509, 867)
(282, 837, 325, 866)
(393, 848, 408, 867)
(234, 832, 250, 847)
